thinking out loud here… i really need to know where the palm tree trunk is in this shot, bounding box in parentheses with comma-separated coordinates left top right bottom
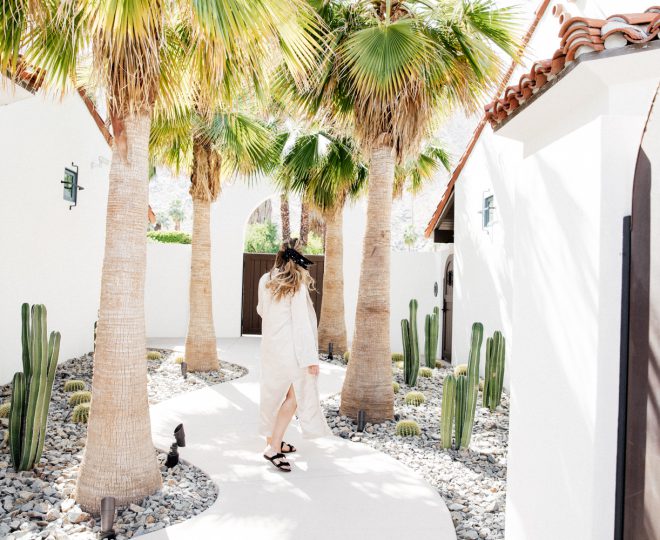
(280, 193, 291, 240)
(76, 114, 162, 512)
(300, 201, 310, 247)
(318, 207, 347, 354)
(185, 196, 219, 371)
(340, 145, 394, 422)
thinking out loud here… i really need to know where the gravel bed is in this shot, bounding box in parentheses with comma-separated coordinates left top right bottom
(0, 349, 246, 540)
(321, 360, 509, 540)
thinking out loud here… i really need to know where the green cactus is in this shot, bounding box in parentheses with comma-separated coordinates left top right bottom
(343, 351, 350, 363)
(391, 353, 404, 362)
(395, 420, 421, 437)
(404, 391, 426, 406)
(63, 380, 86, 392)
(419, 367, 433, 378)
(483, 331, 506, 411)
(9, 304, 60, 471)
(441, 374, 456, 449)
(0, 402, 11, 419)
(459, 322, 483, 448)
(147, 350, 162, 360)
(424, 307, 440, 367)
(68, 391, 92, 407)
(392, 381, 400, 394)
(402, 299, 420, 386)
(72, 402, 90, 424)
(174, 356, 185, 364)
(454, 374, 468, 445)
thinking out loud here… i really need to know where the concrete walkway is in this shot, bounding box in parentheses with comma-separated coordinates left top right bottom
(144, 337, 456, 540)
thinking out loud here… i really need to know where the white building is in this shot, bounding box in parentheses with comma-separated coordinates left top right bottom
(426, 1, 659, 538)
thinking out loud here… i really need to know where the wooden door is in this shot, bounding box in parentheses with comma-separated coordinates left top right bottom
(441, 255, 454, 361)
(241, 253, 324, 335)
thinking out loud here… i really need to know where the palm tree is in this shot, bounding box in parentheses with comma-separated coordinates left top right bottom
(2, 0, 320, 511)
(278, 0, 519, 421)
(168, 199, 186, 231)
(277, 130, 367, 354)
(151, 108, 282, 372)
(280, 193, 292, 239)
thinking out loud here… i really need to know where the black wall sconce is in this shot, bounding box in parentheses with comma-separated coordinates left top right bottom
(99, 496, 116, 539)
(62, 163, 84, 210)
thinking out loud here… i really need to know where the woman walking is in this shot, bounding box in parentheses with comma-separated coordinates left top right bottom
(257, 238, 331, 472)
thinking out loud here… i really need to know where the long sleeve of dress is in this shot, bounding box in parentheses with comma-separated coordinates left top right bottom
(291, 285, 319, 368)
(256, 274, 268, 317)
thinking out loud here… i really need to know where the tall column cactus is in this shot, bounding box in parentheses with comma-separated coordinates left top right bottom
(9, 304, 60, 471)
(424, 306, 440, 368)
(454, 374, 467, 445)
(440, 373, 456, 448)
(483, 331, 506, 411)
(459, 322, 483, 448)
(401, 299, 420, 386)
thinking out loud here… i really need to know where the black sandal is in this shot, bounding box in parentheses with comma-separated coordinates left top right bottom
(281, 441, 297, 454)
(264, 452, 291, 472)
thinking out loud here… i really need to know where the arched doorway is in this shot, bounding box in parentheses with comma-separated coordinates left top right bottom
(441, 255, 454, 361)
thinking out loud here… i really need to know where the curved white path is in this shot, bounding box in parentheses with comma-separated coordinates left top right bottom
(143, 337, 456, 540)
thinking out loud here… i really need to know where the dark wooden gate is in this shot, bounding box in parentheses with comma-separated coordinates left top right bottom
(241, 253, 324, 335)
(441, 255, 454, 361)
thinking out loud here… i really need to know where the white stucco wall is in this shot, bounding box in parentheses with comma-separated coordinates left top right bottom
(145, 186, 450, 353)
(0, 90, 110, 384)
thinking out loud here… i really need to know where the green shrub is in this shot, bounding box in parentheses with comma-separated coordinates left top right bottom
(147, 231, 191, 244)
(174, 356, 185, 364)
(391, 353, 404, 362)
(404, 391, 426, 406)
(454, 363, 468, 377)
(303, 232, 324, 255)
(147, 351, 163, 360)
(244, 221, 280, 254)
(72, 403, 91, 424)
(64, 380, 86, 392)
(419, 367, 433, 378)
(68, 391, 92, 407)
(392, 382, 400, 394)
(395, 420, 421, 437)
(0, 402, 10, 419)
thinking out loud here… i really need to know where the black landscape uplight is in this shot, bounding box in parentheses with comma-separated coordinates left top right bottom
(328, 342, 334, 361)
(181, 361, 188, 380)
(99, 496, 116, 539)
(357, 410, 366, 432)
(165, 423, 186, 468)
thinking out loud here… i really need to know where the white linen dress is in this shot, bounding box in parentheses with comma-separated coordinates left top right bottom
(256, 271, 332, 439)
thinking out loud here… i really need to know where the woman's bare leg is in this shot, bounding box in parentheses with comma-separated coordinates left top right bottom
(266, 385, 297, 454)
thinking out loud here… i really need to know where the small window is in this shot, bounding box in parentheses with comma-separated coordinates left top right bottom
(483, 195, 495, 228)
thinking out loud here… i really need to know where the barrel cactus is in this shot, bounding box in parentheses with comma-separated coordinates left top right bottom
(419, 367, 433, 378)
(68, 391, 92, 407)
(72, 402, 90, 424)
(174, 356, 185, 364)
(454, 364, 468, 377)
(391, 353, 404, 362)
(483, 331, 506, 411)
(63, 380, 85, 392)
(441, 374, 457, 449)
(404, 391, 426, 406)
(9, 304, 60, 471)
(392, 381, 400, 394)
(343, 351, 350, 363)
(147, 350, 162, 360)
(395, 420, 421, 437)
(0, 402, 11, 419)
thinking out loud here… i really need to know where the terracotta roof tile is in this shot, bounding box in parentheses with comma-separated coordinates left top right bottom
(485, 6, 660, 128)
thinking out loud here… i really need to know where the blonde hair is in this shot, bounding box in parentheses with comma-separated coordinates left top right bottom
(266, 238, 315, 301)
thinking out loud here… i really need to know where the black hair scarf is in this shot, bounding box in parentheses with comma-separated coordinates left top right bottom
(282, 247, 314, 269)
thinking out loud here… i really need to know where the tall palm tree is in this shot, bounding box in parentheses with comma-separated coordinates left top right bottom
(151, 108, 282, 372)
(2, 0, 320, 511)
(277, 130, 367, 354)
(278, 0, 519, 421)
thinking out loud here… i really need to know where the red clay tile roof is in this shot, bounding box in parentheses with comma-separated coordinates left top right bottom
(485, 6, 660, 128)
(424, 0, 551, 238)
